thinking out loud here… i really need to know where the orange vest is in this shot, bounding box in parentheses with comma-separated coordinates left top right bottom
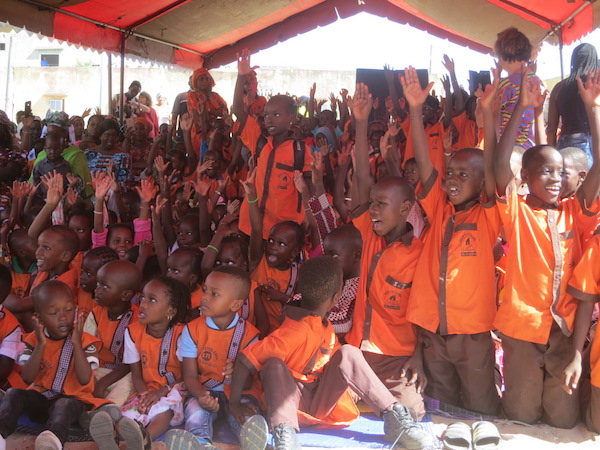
(241, 306, 359, 426)
(126, 322, 184, 392)
(495, 188, 597, 344)
(407, 170, 502, 334)
(31, 266, 79, 294)
(185, 316, 260, 398)
(9, 271, 32, 298)
(76, 289, 96, 321)
(402, 120, 446, 172)
(23, 331, 109, 409)
(346, 212, 421, 357)
(452, 111, 483, 150)
(89, 305, 138, 369)
(0, 306, 26, 388)
(238, 116, 313, 239)
(251, 256, 299, 333)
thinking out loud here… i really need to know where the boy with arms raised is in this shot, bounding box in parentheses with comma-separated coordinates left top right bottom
(401, 66, 501, 414)
(494, 67, 600, 427)
(229, 256, 432, 450)
(232, 49, 313, 240)
(344, 83, 427, 420)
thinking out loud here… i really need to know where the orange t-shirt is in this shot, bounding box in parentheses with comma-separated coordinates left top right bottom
(240, 305, 359, 426)
(125, 322, 184, 392)
(191, 287, 202, 310)
(9, 270, 33, 298)
(86, 304, 138, 369)
(452, 112, 483, 150)
(401, 119, 446, 173)
(250, 255, 299, 334)
(184, 315, 260, 398)
(76, 289, 96, 321)
(494, 186, 598, 344)
(21, 331, 109, 409)
(567, 233, 600, 387)
(238, 115, 313, 239)
(345, 211, 422, 357)
(407, 170, 501, 334)
(31, 266, 79, 294)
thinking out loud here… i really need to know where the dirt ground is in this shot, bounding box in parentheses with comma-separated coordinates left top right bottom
(6, 414, 600, 449)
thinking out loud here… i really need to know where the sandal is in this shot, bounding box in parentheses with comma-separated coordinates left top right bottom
(164, 429, 214, 449)
(471, 421, 501, 450)
(89, 411, 119, 450)
(240, 415, 269, 450)
(117, 417, 152, 450)
(442, 422, 472, 450)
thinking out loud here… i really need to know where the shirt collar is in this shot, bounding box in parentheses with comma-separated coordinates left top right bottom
(205, 313, 239, 330)
(525, 194, 559, 210)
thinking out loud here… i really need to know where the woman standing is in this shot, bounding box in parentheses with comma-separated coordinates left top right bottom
(187, 68, 228, 157)
(547, 43, 598, 166)
(85, 119, 131, 187)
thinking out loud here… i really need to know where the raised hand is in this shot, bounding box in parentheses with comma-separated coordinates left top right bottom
(46, 173, 64, 205)
(578, 68, 600, 108)
(240, 169, 257, 200)
(154, 155, 170, 177)
(227, 198, 241, 216)
(65, 186, 78, 208)
(339, 88, 348, 100)
(32, 314, 46, 347)
(180, 112, 193, 132)
(237, 48, 259, 76)
(135, 178, 158, 205)
(293, 170, 309, 197)
(94, 173, 112, 199)
(399, 66, 434, 108)
(72, 308, 85, 344)
(348, 83, 373, 121)
(442, 54, 455, 73)
(309, 82, 316, 99)
(441, 75, 451, 94)
(316, 136, 329, 154)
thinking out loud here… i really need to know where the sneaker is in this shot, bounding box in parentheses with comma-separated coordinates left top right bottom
(0, 434, 6, 450)
(383, 404, 432, 449)
(272, 424, 300, 450)
(240, 415, 269, 450)
(34, 430, 62, 450)
(117, 417, 150, 450)
(89, 411, 119, 450)
(164, 429, 215, 449)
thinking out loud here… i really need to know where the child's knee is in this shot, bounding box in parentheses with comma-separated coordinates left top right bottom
(262, 357, 288, 372)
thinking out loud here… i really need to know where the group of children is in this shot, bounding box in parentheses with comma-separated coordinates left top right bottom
(0, 25, 600, 450)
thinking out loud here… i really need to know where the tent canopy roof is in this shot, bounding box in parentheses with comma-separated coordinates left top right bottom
(2, 0, 599, 68)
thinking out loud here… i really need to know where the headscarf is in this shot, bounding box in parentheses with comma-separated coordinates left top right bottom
(314, 126, 337, 154)
(133, 117, 152, 134)
(45, 110, 69, 129)
(191, 68, 215, 91)
(186, 68, 228, 137)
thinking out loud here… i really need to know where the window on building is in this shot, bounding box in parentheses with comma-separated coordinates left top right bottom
(41, 54, 59, 67)
(0, 43, 5, 51)
(49, 99, 64, 111)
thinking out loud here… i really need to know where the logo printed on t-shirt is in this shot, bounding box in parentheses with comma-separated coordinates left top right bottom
(460, 232, 477, 256)
(201, 347, 219, 369)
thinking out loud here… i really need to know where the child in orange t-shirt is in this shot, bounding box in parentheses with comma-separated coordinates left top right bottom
(89, 276, 189, 449)
(229, 256, 432, 450)
(401, 67, 502, 415)
(84, 260, 141, 406)
(0, 265, 25, 390)
(165, 266, 262, 448)
(493, 68, 600, 428)
(243, 170, 304, 334)
(232, 50, 313, 240)
(344, 83, 427, 419)
(165, 247, 204, 314)
(5, 225, 80, 332)
(78, 247, 119, 320)
(0, 280, 111, 449)
(564, 232, 600, 433)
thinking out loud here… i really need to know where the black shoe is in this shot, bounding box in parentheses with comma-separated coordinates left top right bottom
(383, 404, 432, 449)
(272, 424, 300, 450)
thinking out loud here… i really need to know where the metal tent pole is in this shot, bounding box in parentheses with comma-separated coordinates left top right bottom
(119, 34, 126, 126)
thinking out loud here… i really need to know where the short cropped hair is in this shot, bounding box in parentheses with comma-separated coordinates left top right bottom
(85, 246, 119, 267)
(494, 27, 533, 62)
(211, 265, 251, 299)
(522, 145, 556, 170)
(31, 280, 73, 313)
(560, 146, 589, 173)
(268, 95, 298, 115)
(297, 256, 343, 310)
(44, 225, 80, 259)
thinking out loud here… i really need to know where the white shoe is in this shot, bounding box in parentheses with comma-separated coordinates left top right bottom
(0, 433, 6, 450)
(35, 430, 62, 450)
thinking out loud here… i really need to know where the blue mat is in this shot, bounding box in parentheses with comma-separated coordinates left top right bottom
(296, 413, 442, 449)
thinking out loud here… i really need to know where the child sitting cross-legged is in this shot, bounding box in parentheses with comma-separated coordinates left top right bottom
(164, 266, 263, 449)
(229, 256, 433, 450)
(0, 280, 114, 450)
(89, 276, 189, 450)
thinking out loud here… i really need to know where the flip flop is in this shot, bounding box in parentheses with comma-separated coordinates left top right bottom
(240, 415, 269, 450)
(118, 417, 151, 450)
(89, 411, 119, 450)
(442, 422, 472, 450)
(164, 429, 214, 449)
(471, 421, 501, 450)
